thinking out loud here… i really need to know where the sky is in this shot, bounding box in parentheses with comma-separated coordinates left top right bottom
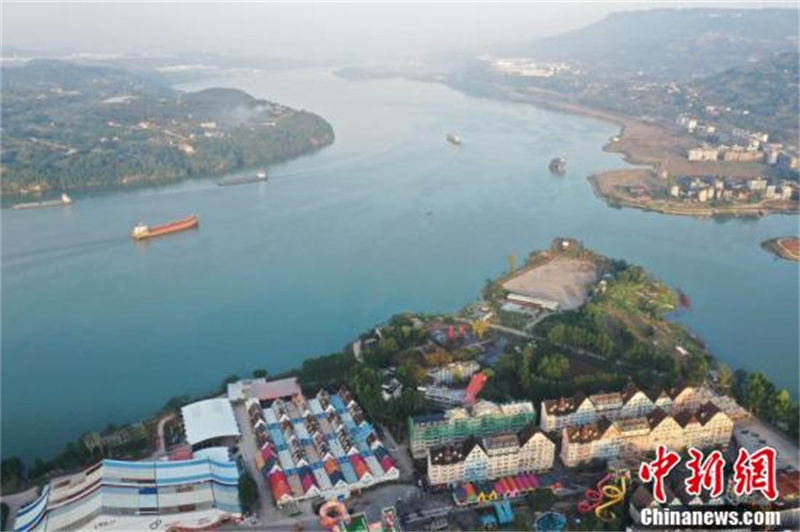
(1, 1, 795, 62)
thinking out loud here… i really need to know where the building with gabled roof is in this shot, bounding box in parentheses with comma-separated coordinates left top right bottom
(560, 403, 733, 467)
(426, 423, 554, 486)
(540, 385, 741, 433)
(409, 400, 536, 459)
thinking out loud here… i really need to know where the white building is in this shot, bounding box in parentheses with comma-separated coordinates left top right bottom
(12, 457, 241, 532)
(181, 398, 241, 450)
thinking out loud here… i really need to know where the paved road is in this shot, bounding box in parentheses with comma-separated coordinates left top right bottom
(378, 424, 415, 483)
(736, 418, 800, 471)
(0, 487, 40, 531)
(232, 401, 281, 523)
(155, 413, 176, 457)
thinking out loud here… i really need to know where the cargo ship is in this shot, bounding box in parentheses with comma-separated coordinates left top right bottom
(549, 157, 567, 173)
(131, 215, 199, 240)
(11, 193, 73, 210)
(218, 171, 268, 187)
(446, 133, 462, 146)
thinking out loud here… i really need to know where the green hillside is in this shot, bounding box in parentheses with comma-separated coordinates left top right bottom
(1, 60, 334, 196)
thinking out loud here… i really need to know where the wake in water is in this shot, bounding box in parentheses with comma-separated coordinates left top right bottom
(2, 235, 129, 266)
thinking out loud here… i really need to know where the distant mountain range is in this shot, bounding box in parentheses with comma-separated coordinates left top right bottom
(1, 60, 334, 196)
(522, 8, 798, 80)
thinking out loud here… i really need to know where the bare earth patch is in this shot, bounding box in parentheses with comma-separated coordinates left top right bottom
(763, 236, 800, 261)
(502, 257, 599, 311)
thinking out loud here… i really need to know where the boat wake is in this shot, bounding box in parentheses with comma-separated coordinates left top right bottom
(2, 236, 129, 267)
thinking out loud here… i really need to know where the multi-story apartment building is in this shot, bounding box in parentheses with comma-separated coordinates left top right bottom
(427, 423, 555, 486)
(540, 385, 724, 433)
(409, 400, 536, 459)
(560, 402, 733, 468)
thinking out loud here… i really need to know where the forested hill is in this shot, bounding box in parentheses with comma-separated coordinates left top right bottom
(0, 60, 334, 196)
(522, 8, 798, 80)
(690, 52, 800, 144)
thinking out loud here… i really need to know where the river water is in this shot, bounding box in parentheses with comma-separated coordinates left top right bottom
(2, 68, 798, 462)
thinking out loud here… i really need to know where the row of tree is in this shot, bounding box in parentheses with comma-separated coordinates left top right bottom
(717, 364, 799, 439)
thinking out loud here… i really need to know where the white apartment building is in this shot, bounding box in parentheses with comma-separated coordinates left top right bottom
(560, 402, 734, 468)
(427, 424, 555, 486)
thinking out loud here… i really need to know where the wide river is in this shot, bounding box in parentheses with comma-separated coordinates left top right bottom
(2, 68, 798, 462)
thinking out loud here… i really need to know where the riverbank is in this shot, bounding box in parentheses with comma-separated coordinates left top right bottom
(762, 236, 800, 261)
(587, 171, 799, 218)
(438, 78, 796, 218)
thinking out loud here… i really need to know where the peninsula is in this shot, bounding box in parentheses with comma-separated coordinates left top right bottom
(0, 60, 334, 197)
(3, 238, 798, 532)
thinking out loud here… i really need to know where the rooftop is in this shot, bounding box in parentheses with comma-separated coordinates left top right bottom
(228, 376, 302, 402)
(181, 398, 240, 446)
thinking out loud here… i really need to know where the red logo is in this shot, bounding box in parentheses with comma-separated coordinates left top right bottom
(685, 447, 726, 498)
(639, 445, 682, 503)
(733, 447, 778, 500)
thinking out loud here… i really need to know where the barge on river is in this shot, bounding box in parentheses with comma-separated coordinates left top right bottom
(218, 171, 268, 187)
(11, 194, 73, 210)
(131, 215, 199, 240)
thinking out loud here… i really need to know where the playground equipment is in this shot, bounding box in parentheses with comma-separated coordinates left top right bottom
(319, 500, 349, 530)
(576, 472, 628, 522)
(534, 511, 567, 532)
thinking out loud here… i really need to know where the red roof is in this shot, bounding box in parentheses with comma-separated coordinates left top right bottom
(260, 447, 275, 461)
(268, 471, 291, 501)
(380, 456, 395, 473)
(301, 473, 317, 493)
(349, 454, 371, 479)
(506, 476, 519, 493)
(168, 445, 193, 461)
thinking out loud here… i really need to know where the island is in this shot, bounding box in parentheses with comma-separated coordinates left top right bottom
(0, 60, 334, 198)
(762, 236, 800, 261)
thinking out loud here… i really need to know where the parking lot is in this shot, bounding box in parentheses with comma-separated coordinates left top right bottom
(735, 418, 800, 471)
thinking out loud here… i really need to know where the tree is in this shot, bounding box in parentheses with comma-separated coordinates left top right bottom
(238, 471, 259, 514)
(252, 369, 269, 379)
(537, 354, 570, 381)
(471, 319, 490, 339)
(787, 403, 800, 441)
(519, 345, 535, 391)
(744, 373, 773, 417)
(1, 457, 24, 490)
(162, 394, 191, 413)
(717, 363, 733, 394)
(774, 389, 793, 426)
(681, 354, 710, 386)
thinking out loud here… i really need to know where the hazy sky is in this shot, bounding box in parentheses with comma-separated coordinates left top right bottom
(2, 2, 795, 61)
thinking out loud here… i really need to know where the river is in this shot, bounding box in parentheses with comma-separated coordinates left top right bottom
(2, 68, 798, 462)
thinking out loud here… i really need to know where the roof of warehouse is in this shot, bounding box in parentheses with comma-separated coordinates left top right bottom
(181, 398, 240, 446)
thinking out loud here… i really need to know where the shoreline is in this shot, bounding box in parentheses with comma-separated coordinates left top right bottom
(587, 173, 800, 218)
(762, 237, 800, 261)
(0, 135, 334, 205)
(440, 78, 796, 218)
